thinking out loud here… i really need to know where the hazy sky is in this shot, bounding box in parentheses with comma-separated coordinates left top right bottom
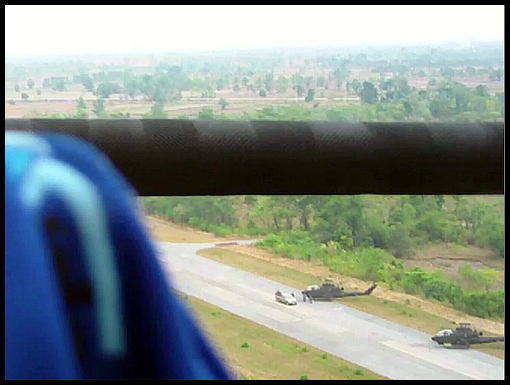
(5, 5, 504, 58)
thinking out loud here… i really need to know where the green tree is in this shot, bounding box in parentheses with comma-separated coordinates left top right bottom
(489, 68, 503, 81)
(21, 92, 29, 101)
(14, 84, 20, 92)
(496, 93, 504, 118)
(435, 195, 445, 210)
(219, 98, 229, 110)
(74, 108, 89, 119)
(359, 81, 378, 104)
(276, 75, 289, 93)
(144, 102, 168, 119)
(36, 89, 41, 96)
(27, 79, 35, 89)
(403, 101, 412, 119)
(471, 96, 487, 113)
(77, 96, 86, 110)
(429, 96, 451, 118)
(313, 196, 366, 246)
(388, 224, 412, 258)
(474, 84, 488, 97)
(291, 74, 304, 88)
(93, 98, 105, 117)
(415, 210, 450, 242)
(333, 66, 350, 85)
(96, 82, 121, 98)
(305, 89, 315, 102)
(198, 107, 214, 120)
(452, 83, 471, 114)
(152, 87, 166, 103)
(350, 79, 361, 94)
(477, 268, 500, 292)
(52, 79, 66, 91)
(216, 78, 224, 90)
(441, 67, 455, 79)
(259, 89, 267, 97)
(264, 73, 274, 92)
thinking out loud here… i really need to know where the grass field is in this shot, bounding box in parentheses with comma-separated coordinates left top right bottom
(183, 294, 388, 380)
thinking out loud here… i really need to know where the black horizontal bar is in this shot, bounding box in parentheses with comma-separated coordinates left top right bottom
(5, 119, 504, 196)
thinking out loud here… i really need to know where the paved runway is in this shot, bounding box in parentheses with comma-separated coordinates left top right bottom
(156, 241, 504, 380)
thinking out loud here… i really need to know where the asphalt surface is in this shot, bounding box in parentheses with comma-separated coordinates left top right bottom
(156, 241, 505, 380)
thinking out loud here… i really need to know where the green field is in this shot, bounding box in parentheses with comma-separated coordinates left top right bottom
(183, 294, 388, 380)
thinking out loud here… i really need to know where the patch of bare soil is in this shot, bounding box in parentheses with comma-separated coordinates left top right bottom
(146, 215, 255, 243)
(406, 244, 504, 286)
(5, 100, 77, 117)
(147, 216, 221, 243)
(223, 244, 505, 336)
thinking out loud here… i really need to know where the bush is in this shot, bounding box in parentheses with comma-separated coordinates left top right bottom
(198, 107, 214, 120)
(423, 278, 453, 302)
(241, 342, 249, 348)
(460, 289, 504, 319)
(299, 375, 309, 380)
(213, 225, 233, 237)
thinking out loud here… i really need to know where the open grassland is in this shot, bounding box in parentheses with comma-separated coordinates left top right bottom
(183, 294, 388, 380)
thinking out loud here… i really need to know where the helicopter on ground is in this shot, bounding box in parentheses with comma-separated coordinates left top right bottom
(301, 280, 377, 303)
(431, 323, 504, 348)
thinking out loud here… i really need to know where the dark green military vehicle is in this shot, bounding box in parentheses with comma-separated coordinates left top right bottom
(301, 281, 377, 303)
(431, 323, 505, 348)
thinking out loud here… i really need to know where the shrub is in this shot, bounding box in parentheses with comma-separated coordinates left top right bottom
(213, 225, 233, 237)
(423, 279, 453, 302)
(241, 342, 249, 348)
(299, 375, 309, 380)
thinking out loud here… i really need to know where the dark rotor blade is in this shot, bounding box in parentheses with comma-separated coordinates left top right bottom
(5, 119, 504, 196)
